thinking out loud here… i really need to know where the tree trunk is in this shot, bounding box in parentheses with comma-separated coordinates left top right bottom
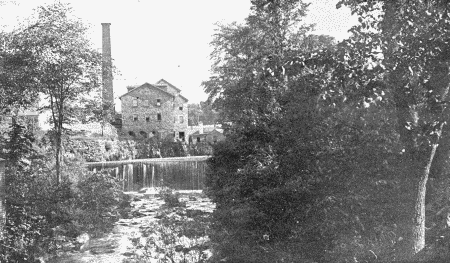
(427, 63, 450, 181)
(55, 128, 62, 185)
(411, 144, 438, 253)
(383, 1, 447, 257)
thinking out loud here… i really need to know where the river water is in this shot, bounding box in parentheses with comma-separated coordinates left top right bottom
(48, 190, 215, 263)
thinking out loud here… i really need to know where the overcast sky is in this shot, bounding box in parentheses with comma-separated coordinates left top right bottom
(0, 0, 357, 110)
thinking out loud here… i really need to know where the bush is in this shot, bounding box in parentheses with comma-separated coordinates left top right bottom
(73, 170, 123, 236)
(0, 164, 76, 261)
(204, 102, 406, 263)
(159, 188, 185, 208)
(0, 123, 128, 262)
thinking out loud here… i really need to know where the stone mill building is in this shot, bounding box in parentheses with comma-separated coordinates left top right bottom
(119, 79, 189, 141)
(101, 24, 189, 141)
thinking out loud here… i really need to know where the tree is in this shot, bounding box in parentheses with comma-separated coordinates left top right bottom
(204, 0, 313, 126)
(74, 95, 115, 136)
(199, 101, 220, 125)
(187, 101, 220, 126)
(9, 2, 102, 183)
(336, 0, 450, 257)
(205, 0, 450, 260)
(187, 103, 202, 126)
(0, 31, 40, 114)
(203, 1, 346, 261)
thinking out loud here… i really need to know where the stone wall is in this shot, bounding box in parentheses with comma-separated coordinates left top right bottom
(121, 85, 188, 139)
(66, 137, 135, 162)
(172, 96, 189, 139)
(69, 122, 118, 137)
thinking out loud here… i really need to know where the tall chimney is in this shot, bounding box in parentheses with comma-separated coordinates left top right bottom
(102, 23, 114, 116)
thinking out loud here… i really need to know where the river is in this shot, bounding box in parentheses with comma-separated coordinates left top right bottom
(48, 190, 215, 263)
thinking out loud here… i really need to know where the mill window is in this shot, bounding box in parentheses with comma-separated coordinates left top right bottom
(146, 117, 150, 122)
(157, 113, 162, 121)
(156, 99, 161, 107)
(179, 115, 184, 123)
(132, 99, 138, 107)
(133, 115, 138, 121)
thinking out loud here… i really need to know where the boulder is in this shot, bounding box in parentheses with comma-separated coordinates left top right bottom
(76, 233, 90, 252)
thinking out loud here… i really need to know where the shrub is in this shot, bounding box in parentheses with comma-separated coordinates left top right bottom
(159, 188, 184, 208)
(74, 170, 123, 236)
(0, 123, 127, 262)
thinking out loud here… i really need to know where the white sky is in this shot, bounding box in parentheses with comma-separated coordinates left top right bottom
(0, 0, 357, 111)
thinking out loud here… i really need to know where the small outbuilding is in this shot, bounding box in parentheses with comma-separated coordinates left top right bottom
(190, 129, 225, 144)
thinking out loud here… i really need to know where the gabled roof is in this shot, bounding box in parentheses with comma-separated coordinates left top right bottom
(191, 129, 223, 137)
(178, 94, 189, 102)
(191, 131, 208, 137)
(119, 82, 175, 99)
(156, 79, 181, 92)
(211, 128, 224, 134)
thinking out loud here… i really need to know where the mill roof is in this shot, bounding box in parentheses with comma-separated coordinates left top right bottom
(156, 78, 181, 92)
(191, 129, 223, 136)
(178, 94, 188, 102)
(119, 82, 175, 99)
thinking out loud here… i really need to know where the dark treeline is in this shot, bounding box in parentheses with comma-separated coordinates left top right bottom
(203, 0, 450, 262)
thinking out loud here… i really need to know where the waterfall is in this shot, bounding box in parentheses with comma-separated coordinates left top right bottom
(151, 165, 155, 188)
(86, 156, 209, 191)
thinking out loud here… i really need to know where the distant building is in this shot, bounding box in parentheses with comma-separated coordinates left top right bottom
(190, 128, 225, 144)
(0, 105, 40, 132)
(187, 122, 225, 144)
(119, 79, 189, 141)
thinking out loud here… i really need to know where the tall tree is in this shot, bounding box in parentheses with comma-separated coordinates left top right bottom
(337, 0, 450, 257)
(9, 3, 102, 183)
(204, 0, 314, 130)
(203, 1, 344, 261)
(188, 102, 220, 126)
(0, 31, 39, 114)
(187, 103, 202, 126)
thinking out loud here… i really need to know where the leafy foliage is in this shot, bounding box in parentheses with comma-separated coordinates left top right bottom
(201, 0, 450, 261)
(159, 188, 184, 208)
(0, 121, 72, 262)
(0, 122, 127, 262)
(7, 2, 103, 182)
(73, 170, 123, 236)
(204, 0, 450, 261)
(203, 1, 342, 261)
(0, 27, 40, 113)
(332, 0, 450, 258)
(187, 101, 220, 126)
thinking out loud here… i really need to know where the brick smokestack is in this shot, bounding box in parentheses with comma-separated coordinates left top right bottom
(102, 23, 114, 116)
